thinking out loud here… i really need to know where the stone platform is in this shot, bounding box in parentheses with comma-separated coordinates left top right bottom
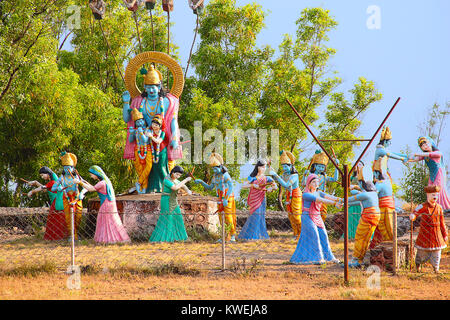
(87, 193, 220, 240)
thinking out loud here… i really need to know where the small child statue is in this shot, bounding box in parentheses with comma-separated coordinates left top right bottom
(410, 185, 448, 273)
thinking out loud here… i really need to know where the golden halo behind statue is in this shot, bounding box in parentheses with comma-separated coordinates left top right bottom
(124, 51, 184, 99)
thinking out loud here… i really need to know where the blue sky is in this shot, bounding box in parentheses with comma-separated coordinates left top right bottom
(171, 0, 450, 195)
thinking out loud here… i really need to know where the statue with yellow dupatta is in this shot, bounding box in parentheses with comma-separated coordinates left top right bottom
(269, 150, 302, 240)
(122, 51, 184, 193)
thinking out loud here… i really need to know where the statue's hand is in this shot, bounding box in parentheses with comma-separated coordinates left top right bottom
(170, 139, 179, 149)
(222, 199, 228, 207)
(269, 170, 277, 176)
(122, 91, 131, 103)
(27, 191, 33, 198)
(128, 127, 135, 134)
(28, 180, 40, 187)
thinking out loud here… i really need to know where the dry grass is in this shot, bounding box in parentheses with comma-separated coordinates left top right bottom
(0, 267, 448, 300)
(0, 231, 449, 300)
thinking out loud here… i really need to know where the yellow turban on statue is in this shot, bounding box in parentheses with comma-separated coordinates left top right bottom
(208, 153, 224, 167)
(280, 150, 295, 165)
(380, 126, 392, 141)
(60, 152, 77, 167)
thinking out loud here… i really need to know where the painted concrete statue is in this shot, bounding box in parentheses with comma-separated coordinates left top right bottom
(342, 166, 381, 268)
(150, 165, 192, 242)
(51, 152, 84, 240)
(347, 161, 364, 240)
(302, 149, 339, 221)
(188, 0, 204, 14)
(410, 185, 448, 273)
(26, 166, 67, 240)
(372, 126, 408, 182)
(237, 159, 277, 241)
(269, 150, 302, 240)
(290, 173, 341, 265)
(77, 165, 131, 244)
(407, 136, 450, 211)
(144, 0, 156, 10)
(123, 52, 184, 193)
(128, 108, 152, 193)
(194, 153, 237, 242)
(89, 0, 106, 20)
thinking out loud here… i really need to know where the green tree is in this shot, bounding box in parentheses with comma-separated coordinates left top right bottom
(0, 1, 155, 206)
(0, 0, 68, 108)
(179, 0, 273, 192)
(257, 8, 382, 203)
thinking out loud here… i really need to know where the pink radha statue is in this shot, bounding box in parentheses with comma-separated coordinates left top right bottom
(407, 136, 450, 211)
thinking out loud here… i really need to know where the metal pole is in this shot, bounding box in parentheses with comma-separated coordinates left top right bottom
(286, 99, 343, 176)
(393, 209, 397, 275)
(98, 20, 126, 85)
(409, 190, 414, 271)
(70, 205, 75, 270)
(343, 165, 349, 283)
(221, 211, 226, 271)
(349, 97, 401, 176)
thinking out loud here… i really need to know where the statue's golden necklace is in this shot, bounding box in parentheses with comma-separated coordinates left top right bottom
(144, 97, 161, 117)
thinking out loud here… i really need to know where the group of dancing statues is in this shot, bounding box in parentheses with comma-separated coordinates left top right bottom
(25, 57, 448, 272)
(26, 124, 449, 272)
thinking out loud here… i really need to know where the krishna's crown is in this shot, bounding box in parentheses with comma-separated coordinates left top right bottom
(311, 150, 328, 166)
(380, 126, 392, 141)
(131, 108, 144, 122)
(141, 64, 162, 85)
(279, 150, 295, 165)
(60, 151, 77, 167)
(208, 153, 224, 167)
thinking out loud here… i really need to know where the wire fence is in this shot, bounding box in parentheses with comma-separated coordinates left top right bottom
(0, 201, 448, 277)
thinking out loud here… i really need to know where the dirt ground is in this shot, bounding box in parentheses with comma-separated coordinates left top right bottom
(0, 213, 448, 300)
(0, 267, 448, 300)
(0, 236, 448, 300)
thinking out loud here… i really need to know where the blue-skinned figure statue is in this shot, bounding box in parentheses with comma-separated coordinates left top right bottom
(338, 166, 381, 268)
(269, 150, 302, 240)
(194, 153, 237, 242)
(122, 64, 182, 193)
(302, 149, 339, 221)
(128, 108, 152, 194)
(51, 152, 85, 240)
(373, 126, 408, 182)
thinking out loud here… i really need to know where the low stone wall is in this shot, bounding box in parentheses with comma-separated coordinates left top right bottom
(87, 193, 222, 240)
